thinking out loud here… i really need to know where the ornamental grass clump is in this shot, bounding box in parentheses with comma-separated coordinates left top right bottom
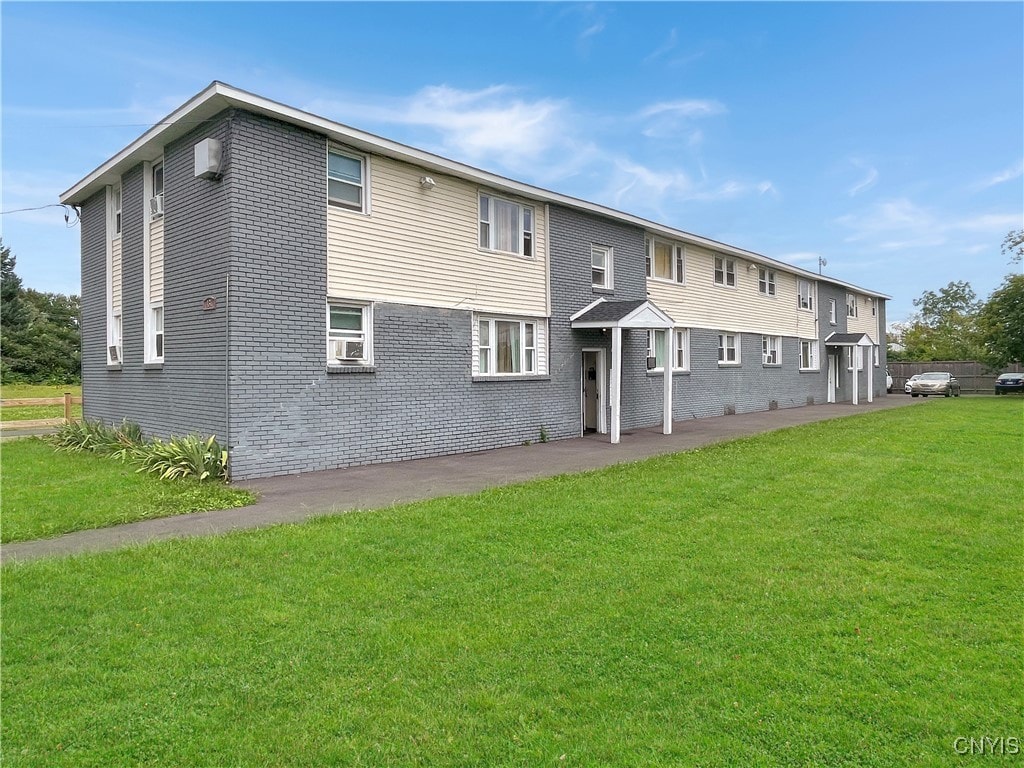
(50, 420, 229, 481)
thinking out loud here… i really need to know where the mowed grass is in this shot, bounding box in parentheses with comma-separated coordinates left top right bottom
(2, 399, 1021, 766)
(0, 438, 255, 543)
(1, 384, 83, 422)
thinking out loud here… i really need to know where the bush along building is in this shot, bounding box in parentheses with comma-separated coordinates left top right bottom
(61, 82, 889, 480)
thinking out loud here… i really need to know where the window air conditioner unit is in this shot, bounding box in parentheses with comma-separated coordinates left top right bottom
(333, 339, 364, 361)
(108, 344, 121, 363)
(150, 194, 164, 216)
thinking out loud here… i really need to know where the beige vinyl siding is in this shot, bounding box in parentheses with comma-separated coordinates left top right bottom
(847, 294, 879, 338)
(111, 237, 123, 313)
(149, 217, 164, 304)
(327, 155, 548, 317)
(647, 244, 813, 338)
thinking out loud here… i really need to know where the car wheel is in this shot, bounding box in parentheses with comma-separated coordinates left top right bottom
(944, 389, 951, 398)
(954, 391, 960, 398)
(911, 393, 918, 397)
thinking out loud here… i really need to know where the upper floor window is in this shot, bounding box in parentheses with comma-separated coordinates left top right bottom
(328, 302, 372, 364)
(798, 280, 815, 311)
(150, 162, 164, 219)
(714, 256, 736, 287)
(847, 293, 858, 318)
(328, 149, 366, 212)
(476, 315, 542, 375)
(762, 335, 781, 365)
(592, 244, 613, 289)
(113, 183, 122, 236)
(646, 238, 684, 283)
(870, 298, 877, 317)
(758, 267, 776, 296)
(718, 332, 740, 365)
(829, 298, 837, 324)
(479, 194, 533, 257)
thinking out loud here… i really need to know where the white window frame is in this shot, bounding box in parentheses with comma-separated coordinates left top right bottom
(113, 182, 122, 236)
(646, 328, 690, 372)
(847, 293, 859, 318)
(591, 244, 613, 289)
(871, 298, 877, 317)
(479, 193, 534, 258)
(109, 312, 122, 365)
(762, 335, 781, 366)
(799, 340, 819, 371)
(150, 161, 164, 220)
(327, 301, 373, 365)
(718, 332, 740, 365)
(828, 298, 837, 325)
(645, 238, 685, 284)
(873, 345, 880, 367)
(328, 147, 368, 213)
(798, 280, 816, 312)
(714, 256, 736, 288)
(845, 346, 864, 372)
(150, 304, 164, 362)
(757, 268, 776, 296)
(475, 315, 544, 376)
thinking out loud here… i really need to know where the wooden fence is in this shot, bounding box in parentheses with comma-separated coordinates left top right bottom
(887, 361, 1023, 394)
(0, 393, 82, 430)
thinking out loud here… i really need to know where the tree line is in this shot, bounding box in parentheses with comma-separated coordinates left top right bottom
(888, 230, 1023, 368)
(1, 239, 82, 384)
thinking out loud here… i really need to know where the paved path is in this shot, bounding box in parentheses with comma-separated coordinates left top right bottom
(1, 398, 922, 564)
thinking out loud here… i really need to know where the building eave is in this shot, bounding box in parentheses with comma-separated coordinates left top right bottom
(60, 80, 891, 300)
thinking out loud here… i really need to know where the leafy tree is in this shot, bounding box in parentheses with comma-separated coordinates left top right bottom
(896, 281, 985, 361)
(0, 240, 81, 384)
(978, 274, 1024, 368)
(1002, 229, 1023, 265)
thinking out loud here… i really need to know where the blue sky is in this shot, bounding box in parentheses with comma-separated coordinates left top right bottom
(2, 1, 1021, 323)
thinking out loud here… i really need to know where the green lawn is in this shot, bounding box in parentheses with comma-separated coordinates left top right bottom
(2, 399, 1021, 766)
(1, 384, 83, 422)
(0, 438, 256, 543)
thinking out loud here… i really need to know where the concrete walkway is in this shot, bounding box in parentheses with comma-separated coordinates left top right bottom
(1, 397, 922, 564)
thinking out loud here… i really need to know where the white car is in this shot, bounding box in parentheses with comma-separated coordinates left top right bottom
(904, 374, 920, 394)
(886, 368, 893, 393)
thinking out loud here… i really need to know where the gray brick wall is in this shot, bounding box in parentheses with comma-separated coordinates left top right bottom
(79, 116, 233, 439)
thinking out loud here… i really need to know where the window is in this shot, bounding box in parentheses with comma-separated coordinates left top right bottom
(873, 345, 880, 367)
(646, 328, 690, 371)
(113, 183, 122, 236)
(828, 298, 837, 325)
(645, 238, 684, 283)
(714, 256, 736, 287)
(847, 293, 858, 318)
(799, 340, 818, 370)
(150, 162, 164, 218)
(476, 316, 542, 375)
(871, 298, 877, 317)
(479, 194, 533, 257)
(798, 280, 815, 311)
(328, 302, 372, 364)
(328, 149, 366, 211)
(846, 347, 864, 371)
(152, 305, 164, 360)
(592, 244, 613, 288)
(758, 268, 776, 296)
(108, 313, 122, 364)
(718, 332, 740, 364)
(762, 335, 781, 365)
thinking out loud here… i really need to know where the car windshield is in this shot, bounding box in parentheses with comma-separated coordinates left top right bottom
(919, 373, 948, 380)
(998, 373, 1018, 381)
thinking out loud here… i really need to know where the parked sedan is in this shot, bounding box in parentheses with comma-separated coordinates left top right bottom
(994, 372, 1024, 395)
(909, 372, 961, 398)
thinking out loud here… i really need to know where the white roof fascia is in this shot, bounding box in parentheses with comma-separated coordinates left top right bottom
(60, 81, 891, 300)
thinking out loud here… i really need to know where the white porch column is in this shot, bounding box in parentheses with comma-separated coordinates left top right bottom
(867, 348, 874, 402)
(852, 350, 860, 405)
(662, 329, 673, 434)
(610, 326, 622, 444)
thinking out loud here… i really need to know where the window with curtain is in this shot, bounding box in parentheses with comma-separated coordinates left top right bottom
(476, 316, 542, 375)
(479, 194, 533, 256)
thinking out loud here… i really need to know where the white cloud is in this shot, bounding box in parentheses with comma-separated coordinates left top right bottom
(974, 159, 1024, 190)
(638, 99, 727, 141)
(639, 100, 727, 120)
(848, 166, 878, 197)
(644, 28, 678, 63)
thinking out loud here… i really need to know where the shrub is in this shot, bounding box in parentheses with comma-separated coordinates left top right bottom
(133, 434, 229, 482)
(49, 419, 138, 455)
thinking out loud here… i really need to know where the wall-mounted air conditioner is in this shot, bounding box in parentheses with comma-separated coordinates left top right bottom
(333, 339, 364, 361)
(108, 344, 121, 363)
(150, 194, 164, 217)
